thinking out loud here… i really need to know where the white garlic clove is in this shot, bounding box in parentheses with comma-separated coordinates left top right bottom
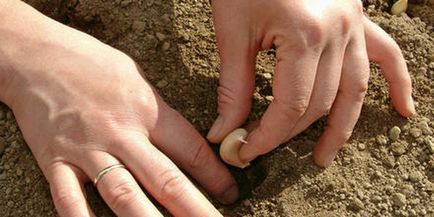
(219, 128, 250, 168)
(391, 0, 408, 15)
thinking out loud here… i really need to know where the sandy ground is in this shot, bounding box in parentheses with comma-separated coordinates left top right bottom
(0, 0, 433, 216)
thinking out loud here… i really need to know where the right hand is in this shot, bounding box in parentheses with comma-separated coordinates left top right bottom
(207, 0, 414, 167)
(0, 1, 238, 216)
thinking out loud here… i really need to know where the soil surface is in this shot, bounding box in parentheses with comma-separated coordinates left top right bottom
(1, 0, 433, 216)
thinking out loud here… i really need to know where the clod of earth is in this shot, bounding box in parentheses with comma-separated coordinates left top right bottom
(219, 128, 250, 168)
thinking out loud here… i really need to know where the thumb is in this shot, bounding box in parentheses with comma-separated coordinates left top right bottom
(207, 4, 257, 143)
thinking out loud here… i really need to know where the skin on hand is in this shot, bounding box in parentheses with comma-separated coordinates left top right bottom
(0, 1, 238, 216)
(207, 0, 415, 167)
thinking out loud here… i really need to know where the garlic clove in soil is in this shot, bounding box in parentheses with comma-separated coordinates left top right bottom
(391, 0, 408, 15)
(219, 128, 250, 168)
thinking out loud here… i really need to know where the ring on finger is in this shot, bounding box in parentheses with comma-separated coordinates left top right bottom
(93, 163, 126, 187)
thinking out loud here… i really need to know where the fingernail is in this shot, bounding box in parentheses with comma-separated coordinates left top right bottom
(207, 116, 224, 141)
(321, 150, 338, 168)
(408, 96, 416, 115)
(219, 184, 239, 204)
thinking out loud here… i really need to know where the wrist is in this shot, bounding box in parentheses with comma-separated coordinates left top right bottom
(0, 1, 90, 107)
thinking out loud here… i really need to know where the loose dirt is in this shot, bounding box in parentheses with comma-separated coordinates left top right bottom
(0, 0, 433, 216)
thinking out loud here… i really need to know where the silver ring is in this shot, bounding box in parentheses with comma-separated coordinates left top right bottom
(93, 163, 126, 186)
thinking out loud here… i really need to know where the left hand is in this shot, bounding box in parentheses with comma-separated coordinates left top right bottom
(207, 0, 415, 167)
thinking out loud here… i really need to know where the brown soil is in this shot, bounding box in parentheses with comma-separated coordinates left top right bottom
(1, 0, 433, 216)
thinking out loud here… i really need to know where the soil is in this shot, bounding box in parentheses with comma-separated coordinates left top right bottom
(1, 0, 433, 216)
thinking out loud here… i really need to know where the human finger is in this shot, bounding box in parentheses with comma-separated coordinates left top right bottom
(49, 163, 96, 217)
(240, 46, 321, 163)
(82, 153, 162, 217)
(207, 2, 257, 143)
(364, 17, 415, 117)
(284, 42, 347, 140)
(150, 105, 238, 204)
(112, 135, 222, 217)
(313, 36, 370, 167)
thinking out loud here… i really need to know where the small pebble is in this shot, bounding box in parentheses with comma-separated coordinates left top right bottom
(0, 173, 6, 180)
(132, 20, 146, 32)
(156, 32, 167, 41)
(425, 181, 434, 192)
(371, 195, 382, 203)
(16, 169, 23, 177)
(377, 135, 388, 145)
(425, 136, 434, 154)
(265, 95, 274, 102)
(417, 121, 433, 135)
(120, 0, 132, 7)
(357, 143, 366, 151)
(392, 193, 406, 207)
(389, 126, 401, 141)
(390, 142, 406, 156)
(263, 73, 272, 79)
(7, 201, 14, 207)
(409, 171, 423, 182)
(349, 198, 364, 211)
(382, 154, 396, 167)
(408, 209, 417, 216)
(156, 80, 169, 88)
(162, 41, 171, 51)
(242, 199, 251, 207)
(401, 184, 414, 196)
(409, 128, 422, 138)
(374, 170, 383, 179)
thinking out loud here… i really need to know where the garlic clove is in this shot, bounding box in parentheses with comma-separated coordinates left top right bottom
(219, 128, 250, 168)
(391, 0, 408, 15)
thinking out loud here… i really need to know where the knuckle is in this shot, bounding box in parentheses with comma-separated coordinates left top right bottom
(189, 138, 211, 169)
(217, 85, 239, 108)
(105, 180, 139, 210)
(158, 169, 188, 202)
(275, 98, 309, 119)
(52, 187, 82, 210)
(339, 14, 353, 36)
(303, 19, 324, 48)
(349, 78, 369, 100)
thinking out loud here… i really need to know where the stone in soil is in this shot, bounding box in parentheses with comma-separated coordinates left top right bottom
(425, 135, 434, 154)
(377, 135, 389, 145)
(162, 41, 171, 51)
(349, 198, 365, 211)
(389, 126, 401, 141)
(392, 193, 407, 207)
(409, 171, 423, 182)
(417, 121, 433, 135)
(132, 20, 146, 32)
(409, 127, 422, 138)
(156, 79, 169, 88)
(390, 142, 407, 155)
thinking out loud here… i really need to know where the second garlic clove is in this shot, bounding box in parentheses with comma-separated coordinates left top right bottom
(219, 128, 250, 168)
